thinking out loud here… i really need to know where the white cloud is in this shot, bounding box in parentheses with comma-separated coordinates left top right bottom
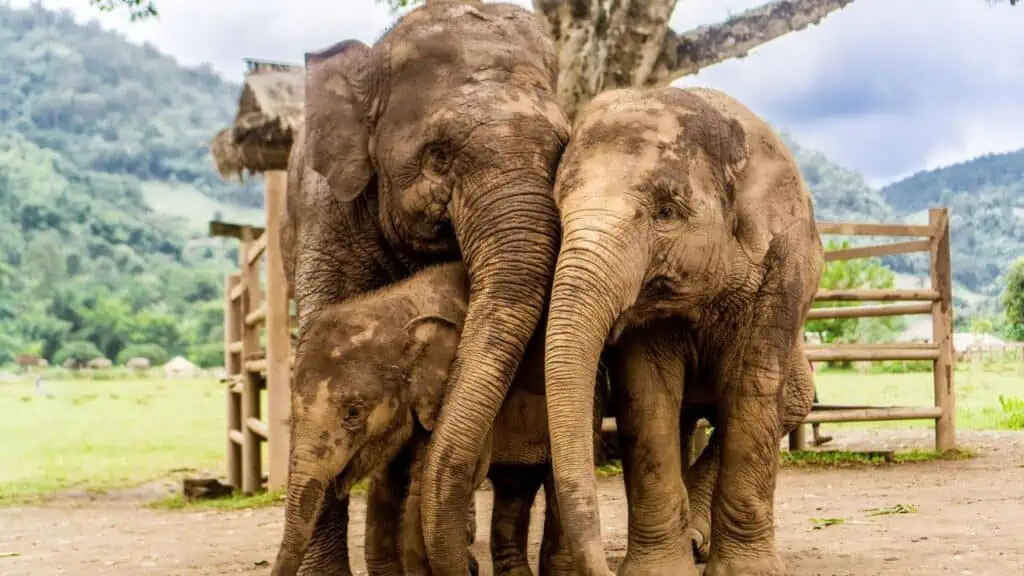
(13, 0, 1024, 185)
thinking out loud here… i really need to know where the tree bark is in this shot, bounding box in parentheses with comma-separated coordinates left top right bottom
(533, 0, 857, 121)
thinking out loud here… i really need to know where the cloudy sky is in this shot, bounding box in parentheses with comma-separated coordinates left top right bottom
(14, 0, 1024, 186)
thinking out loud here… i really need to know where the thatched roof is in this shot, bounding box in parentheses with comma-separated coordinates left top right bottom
(210, 59, 304, 179)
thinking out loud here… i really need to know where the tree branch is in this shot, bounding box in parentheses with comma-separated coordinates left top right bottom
(647, 0, 856, 87)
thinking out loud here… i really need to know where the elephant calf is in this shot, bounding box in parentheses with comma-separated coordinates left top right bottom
(273, 262, 595, 576)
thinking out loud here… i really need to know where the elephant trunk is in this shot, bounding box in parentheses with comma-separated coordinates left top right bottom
(422, 171, 559, 574)
(271, 447, 336, 576)
(545, 213, 643, 575)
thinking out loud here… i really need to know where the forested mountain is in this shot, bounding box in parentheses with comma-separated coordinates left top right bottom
(0, 3, 259, 367)
(0, 3, 1019, 367)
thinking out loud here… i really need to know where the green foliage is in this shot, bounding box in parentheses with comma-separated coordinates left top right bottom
(805, 240, 905, 360)
(0, 4, 252, 368)
(88, 0, 157, 21)
(996, 395, 1024, 430)
(1002, 257, 1024, 340)
(115, 343, 168, 365)
(53, 340, 104, 365)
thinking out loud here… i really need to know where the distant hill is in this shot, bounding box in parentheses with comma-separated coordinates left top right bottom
(880, 149, 1024, 215)
(0, 3, 261, 367)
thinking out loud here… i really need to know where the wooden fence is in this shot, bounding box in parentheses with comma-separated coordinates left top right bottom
(213, 199, 955, 493)
(788, 207, 955, 452)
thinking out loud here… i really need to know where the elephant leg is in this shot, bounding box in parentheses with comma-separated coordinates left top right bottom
(366, 447, 412, 576)
(402, 435, 481, 576)
(703, 343, 810, 576)
(610, 336, 697, 576)
(489, 463, 546, 576)
(538, 469, 574, 576)
(682, 427, 720, 564)
(297, 493, 352, 576)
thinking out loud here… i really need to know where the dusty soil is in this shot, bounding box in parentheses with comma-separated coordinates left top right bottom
(3, 429, 1024, 575)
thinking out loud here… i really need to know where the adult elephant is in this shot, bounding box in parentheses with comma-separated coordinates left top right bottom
(273, 1, 568, 574)
(543, 86, 824, 576)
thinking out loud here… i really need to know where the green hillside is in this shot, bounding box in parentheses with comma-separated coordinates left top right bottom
(0, 3, 260, 367)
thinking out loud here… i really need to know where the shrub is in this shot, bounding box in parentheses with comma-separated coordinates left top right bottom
(116, 343, 168, 366)
(53, 340, 104, 366)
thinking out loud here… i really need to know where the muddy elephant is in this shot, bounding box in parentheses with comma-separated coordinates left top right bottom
(542, 86, 824, 576)
(275, 262, 601, 575)
(274, 1, 568, 574)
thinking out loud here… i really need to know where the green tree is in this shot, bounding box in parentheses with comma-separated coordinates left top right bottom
(53, 340, 104, 366)
(1002, 257, 1024, 341)
(116, 343, 169, 365)
(806, 240, 906, 354)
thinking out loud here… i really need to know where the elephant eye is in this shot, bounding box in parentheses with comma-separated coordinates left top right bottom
(343, 403, 364, 426)
(654, 203, 680, 221)
(421, 142, 452, 176)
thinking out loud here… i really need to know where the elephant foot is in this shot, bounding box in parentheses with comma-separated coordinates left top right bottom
(685, 526, 710, 564)
(703, 553, 786, 576)
(616, 554, 700, 576)
(468, 551, 480, 576)
(496, 566, 532, 576)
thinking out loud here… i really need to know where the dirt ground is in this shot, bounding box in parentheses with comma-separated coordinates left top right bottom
(3, 429, 1024, 576)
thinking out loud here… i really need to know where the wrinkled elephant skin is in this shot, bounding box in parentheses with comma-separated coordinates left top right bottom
(274, 2, 568, 574)
(544, 87, 824, 576)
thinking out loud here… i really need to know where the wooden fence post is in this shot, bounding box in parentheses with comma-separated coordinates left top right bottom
(929, 208, 956, 452)
(264, 170, 291, 492)
(224, 273, 242, 489)
(240, 226, 264, 494)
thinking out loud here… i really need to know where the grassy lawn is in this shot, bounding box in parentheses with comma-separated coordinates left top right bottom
(0, 376, 242, 504)
(814, 361, 1024, 430)
(0, 361, 1021, 505)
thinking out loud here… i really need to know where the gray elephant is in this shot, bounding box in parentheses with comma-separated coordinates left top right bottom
(542, 86, 824, 576)
(273, 262, 600, 576)
(276, 1, 569, 573)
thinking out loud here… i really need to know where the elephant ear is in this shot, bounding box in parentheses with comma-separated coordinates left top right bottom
(304, 40, 373, 203)
(404, 315, 462, 431)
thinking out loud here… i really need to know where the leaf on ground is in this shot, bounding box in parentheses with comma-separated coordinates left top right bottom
(0, 552, 21, 558)
(810, 517, 846, 529)
(254, 559, 269, 566)
(864, 504, 918, 516)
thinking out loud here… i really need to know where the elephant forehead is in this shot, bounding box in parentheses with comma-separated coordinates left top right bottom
(296, 377, 333, 415)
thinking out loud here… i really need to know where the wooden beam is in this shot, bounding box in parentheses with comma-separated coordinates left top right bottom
(263, 170, 293, 492)
(806, 342, 937, 350)
(224, 274, 242, 489)
(805, 347, 939, 362)
(806, 302, 933, 320)
(815, 222, 933, 237)
(230, 283, 245, 302)
(209, 220, 265, 239)
(228, 429, 244, 446)
(245, 359, 267, 374)
(247, 233, 268, 265)
(228, 341, 243, 354)
(930, 207, 956, 452)
(239, 227, 263, 495)
(247, 417, 269, 440)
(803, 406, 943, 424)
(244, 307, 267, 327)
(824, 239, 931, 262)
(814, 288, 940, 302)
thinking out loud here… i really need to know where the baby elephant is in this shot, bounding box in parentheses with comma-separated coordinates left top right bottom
(272, 262, 584, 576)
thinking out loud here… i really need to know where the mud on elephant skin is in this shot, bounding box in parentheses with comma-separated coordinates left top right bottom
(544, 86, 824, 576)
(273, 262, 601, 576)
(276, 1, 569, 574)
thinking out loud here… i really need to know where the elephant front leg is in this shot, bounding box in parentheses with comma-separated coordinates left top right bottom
(704, 354, 789, 576)
(489, 463, 546, 575)
(611, 337, 697, 576)
(366, 449, 412, 576)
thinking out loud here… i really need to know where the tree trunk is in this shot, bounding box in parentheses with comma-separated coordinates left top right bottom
(532, 0, 856, 121)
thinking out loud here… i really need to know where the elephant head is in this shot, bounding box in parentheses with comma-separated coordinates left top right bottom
(543, 86, 823, 572)
(272, 264, 472, 576)
(289, 3, 570, 571)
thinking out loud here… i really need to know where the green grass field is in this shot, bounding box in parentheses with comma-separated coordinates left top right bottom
(1, 363, 1021, 505)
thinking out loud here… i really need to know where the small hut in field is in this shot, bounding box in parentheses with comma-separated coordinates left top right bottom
(210, 58, 304, 180)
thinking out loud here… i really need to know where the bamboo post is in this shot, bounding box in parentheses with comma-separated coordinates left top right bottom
(225, 273, 242, 489)
(240, 226, 264, 494)
(929, 208, 956, 451)
(264, 171, 291, 492)
(788, 424, 807, 452)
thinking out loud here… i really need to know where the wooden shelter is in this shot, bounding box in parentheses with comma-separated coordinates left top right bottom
(207, 57, 302, 493)
(210, 58, 304, 181)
